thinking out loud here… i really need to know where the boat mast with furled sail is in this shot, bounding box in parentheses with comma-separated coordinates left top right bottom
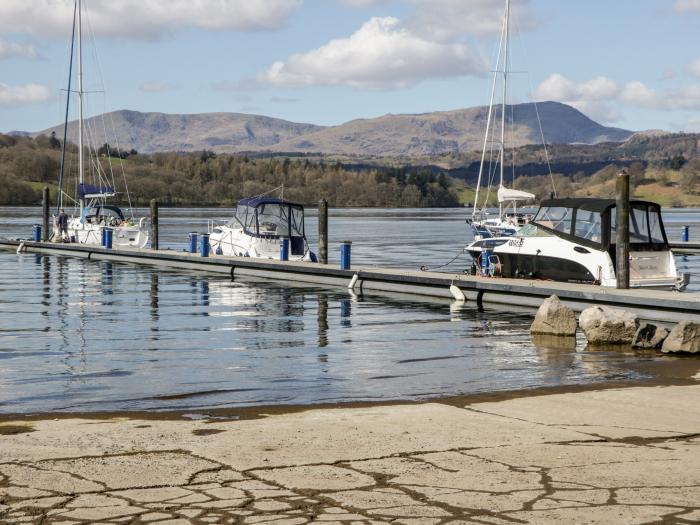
(54, 0, 150, 249)
(468, 0, 538, 239)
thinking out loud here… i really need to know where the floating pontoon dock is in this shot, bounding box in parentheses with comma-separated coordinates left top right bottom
(2, 239, 699, 323)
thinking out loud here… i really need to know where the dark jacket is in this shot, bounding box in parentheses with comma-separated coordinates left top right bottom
(57, 212, 68, 230)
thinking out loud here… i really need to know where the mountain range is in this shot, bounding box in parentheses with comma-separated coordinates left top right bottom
(32, 101, 634, 157)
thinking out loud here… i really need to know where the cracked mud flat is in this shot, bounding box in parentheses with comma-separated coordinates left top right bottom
(0, 385, 699, 524)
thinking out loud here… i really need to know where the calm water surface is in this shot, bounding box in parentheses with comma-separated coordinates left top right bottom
(1, 206, 699, 413)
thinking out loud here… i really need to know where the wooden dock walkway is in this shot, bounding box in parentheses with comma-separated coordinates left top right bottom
(2, 239, 699, 323)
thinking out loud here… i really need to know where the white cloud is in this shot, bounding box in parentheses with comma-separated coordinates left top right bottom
(405, 0, 535, 42)
(674, 0, 700, 13)
(0, 40, 40, 60)
(0, 83, 51, 106)
(340, 0, 535, 40)
(534, 73, 700, 122)
(689, 59, 700, 77)
(139, 81, 176, 93)
(0, 0, 302, 39)
(341, 0, 388, 6)
(259, 16, 487, 89)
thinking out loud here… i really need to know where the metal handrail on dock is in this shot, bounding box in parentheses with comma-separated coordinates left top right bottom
(2, 239, 698, 323)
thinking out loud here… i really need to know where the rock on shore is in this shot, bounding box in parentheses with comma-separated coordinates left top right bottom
(633, 322, 670, 349)
(579, 306, 638, 345)
(530, 295, 577, 336)
(661, 321, 700, 354)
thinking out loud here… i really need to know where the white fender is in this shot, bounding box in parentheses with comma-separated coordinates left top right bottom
(450, 284, 466, 302)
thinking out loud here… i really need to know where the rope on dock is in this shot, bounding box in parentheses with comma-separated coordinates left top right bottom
(420, 247, 468, 272)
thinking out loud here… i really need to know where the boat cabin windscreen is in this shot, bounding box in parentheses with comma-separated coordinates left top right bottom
(533, 199, 668, 251)
(611, 202, 668, 249)
(233, 202, 305, 238)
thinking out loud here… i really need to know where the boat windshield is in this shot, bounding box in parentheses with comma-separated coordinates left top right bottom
(611, 203, 666, 245)
(533, 206, 574, 234)
(230, 203, 304, 237)
(518, 223, 553, 237)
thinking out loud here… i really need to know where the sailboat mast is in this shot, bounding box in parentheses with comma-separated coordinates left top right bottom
(499, 0, 510, 219)
(77, 0, 84, 216)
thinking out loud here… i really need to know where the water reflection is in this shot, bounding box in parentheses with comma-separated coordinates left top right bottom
(0, 252, 696, 414)
(317, 295, 328, 349)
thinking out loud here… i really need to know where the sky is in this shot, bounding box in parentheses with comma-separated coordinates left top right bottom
(1, 0, 700, 134)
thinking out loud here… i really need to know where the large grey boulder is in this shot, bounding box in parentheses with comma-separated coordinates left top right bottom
(530, 295, 577, 336)
(579, 306, 638, 345)
(661, 321, 700, 354)
(632, 322, 670, 349)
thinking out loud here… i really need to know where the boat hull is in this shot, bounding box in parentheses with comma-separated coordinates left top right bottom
(65, 219, 150, 249)
(467, 235, 681, 289)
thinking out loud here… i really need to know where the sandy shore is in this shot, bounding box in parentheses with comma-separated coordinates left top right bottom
(1, 384, 699, 524)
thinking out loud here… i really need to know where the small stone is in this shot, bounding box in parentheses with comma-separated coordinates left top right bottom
(530, 295, 577, 336)
(579, 305, 638, 345)
(632, 322, 670, 349)
(661, 321, 700, 354)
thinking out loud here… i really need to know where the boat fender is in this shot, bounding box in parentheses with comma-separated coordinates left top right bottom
(16, 241, 26, 254)
(348, 273, 359, 290)
(450, 284, 466, 302)
(216, 245, 223, 255)
(309, 251, 318, 263)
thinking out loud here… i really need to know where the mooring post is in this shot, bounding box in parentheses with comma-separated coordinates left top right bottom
(41, 186, 50, 241)
(616, 169, 630, 289)
(318, 198, 328, 264)
(150, 198, 159, 250)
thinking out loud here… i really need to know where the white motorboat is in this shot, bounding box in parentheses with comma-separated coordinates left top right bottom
(466, 198, 686, 290)
(209, 197, 317, 261)
(54, 0, 149, 249)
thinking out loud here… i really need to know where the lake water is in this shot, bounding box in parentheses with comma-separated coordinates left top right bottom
(1, 207, 699, 414)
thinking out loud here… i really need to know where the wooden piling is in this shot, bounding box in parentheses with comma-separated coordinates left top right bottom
(616, 170, 630, 289)
(150, 199, 159, 250)
(41, 187, 50, 242)
(318, 198, 328, 264)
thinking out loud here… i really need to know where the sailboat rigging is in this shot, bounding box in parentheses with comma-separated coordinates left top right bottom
(467, 0, 538, 239)
(53, 0, 149, 249)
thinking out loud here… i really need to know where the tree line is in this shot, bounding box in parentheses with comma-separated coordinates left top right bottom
(0, 135, 459, 208)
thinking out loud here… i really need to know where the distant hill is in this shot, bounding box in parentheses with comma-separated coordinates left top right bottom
(33, 102, 634, 156)
(35, 111, 323, 154)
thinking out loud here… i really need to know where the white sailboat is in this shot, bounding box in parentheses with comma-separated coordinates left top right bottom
(468, 0, 537, 239)
(55, 0, 149, 249)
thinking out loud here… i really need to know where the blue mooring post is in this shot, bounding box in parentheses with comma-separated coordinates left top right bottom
(682, 226, 689, 242)
(32, 225, 41, 242)
(200, 233, 210, 258)
(104, 228, 113, 249)
(188, 232, 198, 253)
(340, 241, 352, 270)
(280, 238, 289, 261)
(101, 228, 106, 247)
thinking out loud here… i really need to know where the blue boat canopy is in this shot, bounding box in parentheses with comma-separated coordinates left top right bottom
(78, 183, 116, 199)
(237, 197, 303, 208)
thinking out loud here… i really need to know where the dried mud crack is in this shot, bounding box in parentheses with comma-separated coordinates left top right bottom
(0, 385, 698, 524)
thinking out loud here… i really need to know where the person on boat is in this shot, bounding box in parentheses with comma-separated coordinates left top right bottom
(57, 209, 69, 241)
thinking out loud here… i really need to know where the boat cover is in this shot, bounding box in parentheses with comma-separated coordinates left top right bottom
(78, 183, 116, 199)
(497, 185, 535, 203)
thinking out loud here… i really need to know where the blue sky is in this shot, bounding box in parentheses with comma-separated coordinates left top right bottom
(1, 0, 700, 134)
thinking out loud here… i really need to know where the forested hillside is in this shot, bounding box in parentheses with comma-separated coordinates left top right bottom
(0, 134, 458, 207)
